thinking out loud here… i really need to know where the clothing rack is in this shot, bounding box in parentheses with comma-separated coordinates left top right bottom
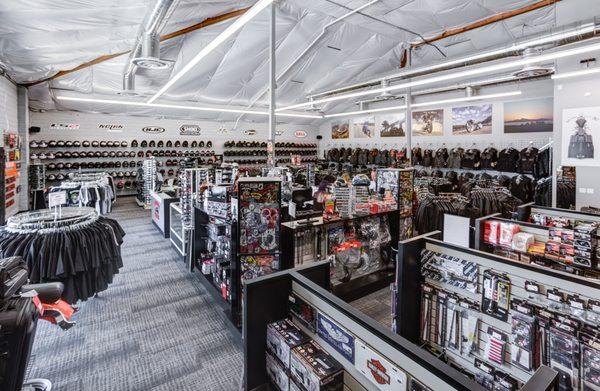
(5, 207, 98, 232)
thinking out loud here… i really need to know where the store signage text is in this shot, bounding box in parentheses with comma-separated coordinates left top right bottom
(142, 126, 165, 134)
(244, 129, 257, 136)
(99, 124, 124, 131)
(294, 130, 307, 138)
(179, 125, 201, 136)
(50, 123, 79, 130)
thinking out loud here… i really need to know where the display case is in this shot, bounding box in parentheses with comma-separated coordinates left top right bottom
(169, 202, 188, 258)
(150, 191, 178, 238)
(376, 167, 415, 240)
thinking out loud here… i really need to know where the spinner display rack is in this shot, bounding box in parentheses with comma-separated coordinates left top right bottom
(376, 168, 415, 240)
(243, 261, 559, 391)
(393, 234, 600, 390)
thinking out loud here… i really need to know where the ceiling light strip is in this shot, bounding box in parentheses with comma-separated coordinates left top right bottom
(279, 40, 600, 112)
(56, 96, 321, 118)
(147, 0, 274, 104)
(322, 90, 521, 118)
(551, 67, 600, 79)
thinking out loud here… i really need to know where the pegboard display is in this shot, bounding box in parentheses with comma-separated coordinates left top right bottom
(411, 239, 600, 390)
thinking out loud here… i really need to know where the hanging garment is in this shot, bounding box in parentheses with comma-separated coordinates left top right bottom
(446, 147, 464, 169)
(433, 147, 449, 168)
(518, 147, 539, 175)
(533, 148, 551, 179)
(480, 147, 498, 170)
(496, 148, 520, 172)
(461, 149, 481, 170)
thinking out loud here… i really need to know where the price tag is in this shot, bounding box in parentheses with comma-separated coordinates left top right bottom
(48, 191, 67, 207)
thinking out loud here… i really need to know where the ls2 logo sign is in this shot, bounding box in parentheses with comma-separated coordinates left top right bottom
(294, 130, 307, 138)
(180, 125, 201, 136)
(142, 126, 165, 134)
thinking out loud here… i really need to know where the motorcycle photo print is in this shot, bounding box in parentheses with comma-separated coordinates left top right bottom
(352, 116, 376, 138)
(378, 113, 406, 137)
(452, 104, 493, 135)
(412, 109, 444, 136)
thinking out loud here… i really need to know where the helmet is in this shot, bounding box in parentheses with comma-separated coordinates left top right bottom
(157, 140, 164, 148)
(182, 141, 189, 148)
(100, 141, 107, 147)
(131, 140, 139, 148)
(121, 141, 128, 147)
(149, 140, 156, 147)
(175, 140, 181, 147)
(73, 141, 81, 147)
(82, 141, 91, 147)
(141, 140, 148, 148)
(166, 140, 173, 147)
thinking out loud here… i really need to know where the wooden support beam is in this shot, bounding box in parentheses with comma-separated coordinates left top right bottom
(25, 7, 250, 87)
(411, 0, 562, 48)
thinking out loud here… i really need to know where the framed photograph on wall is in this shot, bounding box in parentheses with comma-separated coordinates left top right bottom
(561, 107, 600, 166)
(452, 104, 492, 135)
(412, 109, 443, 136)
(352, 116, 375, 138)
(331, 120, 349, 139)
(504, 97, 553, 133)
(378, 113, 405, 137)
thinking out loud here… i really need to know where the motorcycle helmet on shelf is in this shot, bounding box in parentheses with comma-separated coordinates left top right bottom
(149, 140, 156, 148)
(157, 140, 164, 148)
(100, 141, 107, 148)
(49, 140, 58, 148)
(101, 151, 109, 158)
(56, 174, 65, 181)
(115, 151, 123, 158)
(82, 140, 91, 147)
(116, 181, 124, 189)
(115, 161, 122, 168)
(131, 140, 139, 148)
(73, 141, 81, 147)
(141, 140, 148, 148)
(199, 141, 205, 148)
(72, 163, 80, 169)
(125, 180, 132, 188)
(57, 141, 66, 147)
(29, 141, 39, 148)
(122, 161, 129, 168)
(175, 140, 181, 147)
(91, 141, 100, 148)
(109, 151, 117, 158)
(93, 151, 101, 158)
(182, 140, 189, 148)
(56, 163, 65, 169)
(191, 141, 198, 148)
(207, 141, 212, 148)
(47, 174, 56, 181)
(47, 163, 56, 170)
(138, 151, 144, 158)
(70, 152, 79, 159)
(166, 140, 173, 147)
(129, 161, 136, 167)
(101, 162, 109, 168)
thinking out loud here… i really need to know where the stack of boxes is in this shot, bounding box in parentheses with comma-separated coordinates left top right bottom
(574, 221, 597, 268)
(266, 319, 344, 391)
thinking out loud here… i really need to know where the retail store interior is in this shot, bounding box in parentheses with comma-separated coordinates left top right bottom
(2, 0, 600, 390)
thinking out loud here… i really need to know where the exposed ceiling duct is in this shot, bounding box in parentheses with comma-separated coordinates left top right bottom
(121, 0, 180, 96)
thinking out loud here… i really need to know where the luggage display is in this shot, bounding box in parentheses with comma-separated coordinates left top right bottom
(0, 256, 28, 300)
(0, 296, 39, 391)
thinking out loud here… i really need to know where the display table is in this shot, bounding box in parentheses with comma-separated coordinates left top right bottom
(150, 191, 178, 238)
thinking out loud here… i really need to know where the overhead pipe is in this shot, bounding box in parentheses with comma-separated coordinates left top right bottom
(232, 0, 381, 128)
(306, 19, 599, 101)
(121, 0, 180, 95)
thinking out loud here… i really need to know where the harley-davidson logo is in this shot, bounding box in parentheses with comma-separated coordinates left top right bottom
(142, 126, 165, 134)
(179, 125, 201, 135)
(367, 359, 390, 385)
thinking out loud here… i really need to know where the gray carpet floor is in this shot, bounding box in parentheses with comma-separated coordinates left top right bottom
(27, 198, 243, 391)
(350, 287, 393, 329)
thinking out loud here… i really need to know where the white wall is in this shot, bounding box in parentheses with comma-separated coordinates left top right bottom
(29, 111, 320, 153)
(0, 75, 21, 218)
(318, 79, 554, 155)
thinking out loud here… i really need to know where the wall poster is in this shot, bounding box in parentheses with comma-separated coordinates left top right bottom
(561, 107, 600, 167)
(411, 109, 443, 136)
(352, 116, 376, 138)
(377, 113, 405, 137)
(451, 104, 492, 135)
(504, 98, 553, 133)
(331, 120, 349, 139)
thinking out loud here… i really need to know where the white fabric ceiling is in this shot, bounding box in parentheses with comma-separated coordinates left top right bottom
(0, 0, 566, 123)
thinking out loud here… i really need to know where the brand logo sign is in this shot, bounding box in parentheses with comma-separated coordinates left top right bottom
(355, 339, 406, 390)
(179, 124, 201, 136)
(142, 126, 165, 134)
(367, 359, 390, 385)
(244, 129, 257, 136)
(98, 124, 124, 130)
(275, 130, 284, 136)
(50, 123, 79, 130)
(316, 313, 355, 363)
(294, 130, 307, 138)
(217, 127, 229, 134)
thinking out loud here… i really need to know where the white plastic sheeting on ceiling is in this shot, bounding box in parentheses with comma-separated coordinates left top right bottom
(0, 0, 570, 123)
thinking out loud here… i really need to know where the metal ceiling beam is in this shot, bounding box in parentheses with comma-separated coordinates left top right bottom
(411, 0, 562, 48)
(24, 7, 250, 87)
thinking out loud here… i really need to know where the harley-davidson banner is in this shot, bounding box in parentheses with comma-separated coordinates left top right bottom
(355, 339, 407, 390)
(316, 313, 355, 364)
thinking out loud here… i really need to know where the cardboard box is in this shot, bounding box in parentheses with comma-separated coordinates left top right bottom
(267, 319, 311, 368)
(267, 352, 290, 391)
(290, 342, 344, 391)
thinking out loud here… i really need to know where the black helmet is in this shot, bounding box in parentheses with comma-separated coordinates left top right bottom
(92, 141, 100, 147)
(57, 140, 66, 147)
(47, 163, 56, 170)
(72, 163, 80, 169)
(166, 140, 173, 147)
(141, 140, 148, 148)
(157, 140, 164, 148)
(56, 174, 65, 180)
(191, 141, 198, 148)
(116, 161, 122, 168)
(101, 151, 109, 158)
(48, 174, 56, 181)
(94, 151, 101, 158)
(73, 141, 81, 147)
(49, 140, 58, 148)
(71, 152, 79, 158)
(199, 141, 205, 148)
(101, 162, 109, 168)
(82, 140, 91, 147)
(175, 140, 181, 147)
(122, 161, 129, 168)
(116, 151, 123, 158)
(149, 140, 156, 147)
(131, 140, 139, 148)
(129, 161, 136, 167)
(121, 141, 128, 147)
(56, 163, 64, 169)
(100, 141, 107, 147)
(109, 151, 117, 158)
(138, 151, 144, 158)
(182, 140, 189, 148)
(207, 141, 212, 148)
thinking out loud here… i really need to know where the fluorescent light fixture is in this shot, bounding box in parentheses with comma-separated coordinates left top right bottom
(311, 23, 596, 99)
(322, 91, 521, 118)
(551, 67, 600, 79)
(324, 105, 408, 118)
(56, 96, 322, 119)
(411, 90, 522, 109)
(147, 0, 274, 104)
(280, 40, 600, 112)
